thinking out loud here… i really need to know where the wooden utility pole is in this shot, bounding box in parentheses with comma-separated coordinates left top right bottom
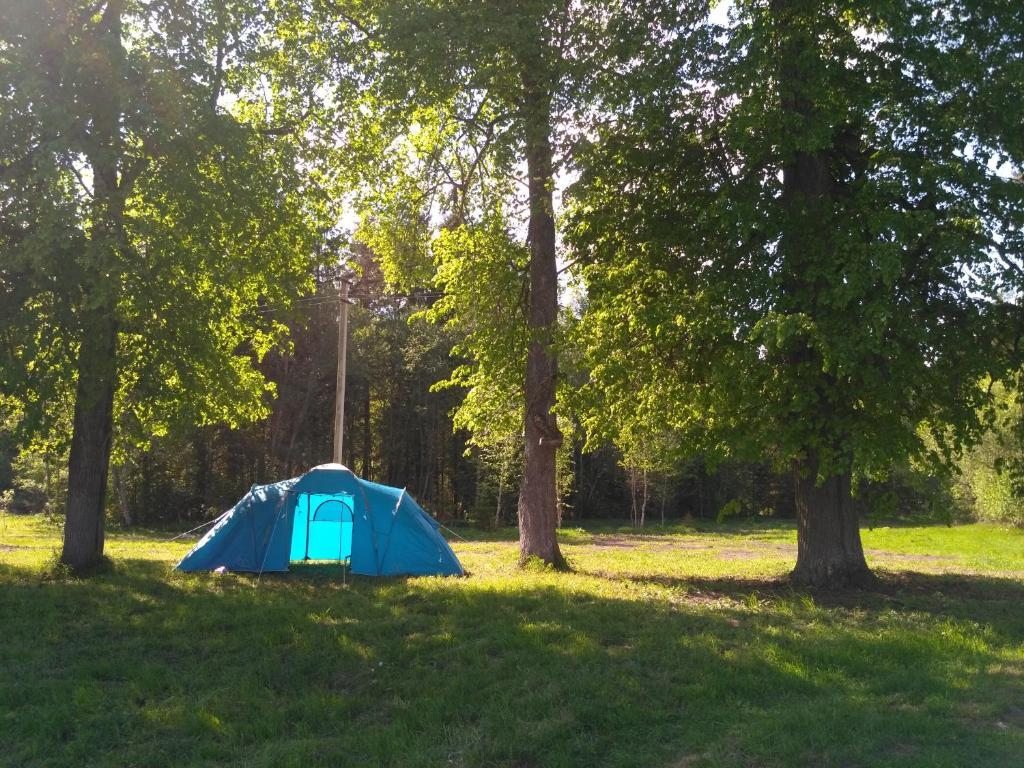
(333, 277, 351, 465)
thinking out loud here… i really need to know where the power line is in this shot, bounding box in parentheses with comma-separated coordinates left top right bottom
(252, 291, 448, 315)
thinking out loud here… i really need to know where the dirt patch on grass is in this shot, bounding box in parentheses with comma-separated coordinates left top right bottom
(716, 546, 794, 560)
(585, 534, 701, 550)
(586, 536, 637, 548)
(584, 536, 795, 557)
(987, 662, 1024, 678)
(0, 544, 20, 552)
(957, 702, 1024, 734)
(865, 549, 956, 563)
(586, 536, 976, 568)
(872, 570, 1024, 601)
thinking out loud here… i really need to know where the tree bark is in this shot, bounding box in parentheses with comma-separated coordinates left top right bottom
(284, 372, 317, 475)
(60, 0, 124, 571)
(112, 461, 133, 527)
(791, 460, 872, 588)
(773, 0, 874, 588)
(495, 470, 504, 528)
(193, 429, 209, 517)
(363, 383, 372, 477)
(629, 467, 634, 526)
(640, 467, 648, 528)
(516, 70, 566, 569)
(61, 313, 117, 570)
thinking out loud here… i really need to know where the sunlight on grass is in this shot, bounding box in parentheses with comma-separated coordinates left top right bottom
(2, 514, 1022, 767)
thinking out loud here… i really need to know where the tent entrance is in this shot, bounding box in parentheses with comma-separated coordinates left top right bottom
(289, 492, 354, 562)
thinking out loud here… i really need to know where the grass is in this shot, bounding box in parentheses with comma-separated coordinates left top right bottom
(1, 514, 1022, 768)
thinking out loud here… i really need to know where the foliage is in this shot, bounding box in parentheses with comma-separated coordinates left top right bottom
(955, 382, 1024, 526)
(25, 263, 479, 527)
(334, 2, 699, 557)
(0, 0, 335, 460)
(425, 219, 531, 457)
(568, 0, 1024, 485)
(4, 0, 1022, 567)
(4, 448, 66, 517)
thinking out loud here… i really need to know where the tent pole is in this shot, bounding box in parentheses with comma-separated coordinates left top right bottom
(333, 277, 351, 465)
(256, 493, 287, 585)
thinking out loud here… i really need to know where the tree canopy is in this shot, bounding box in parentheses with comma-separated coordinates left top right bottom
(569, 0, 1024, 584)
(0, 0, 335, 568)
(1, 0, 1022, 587)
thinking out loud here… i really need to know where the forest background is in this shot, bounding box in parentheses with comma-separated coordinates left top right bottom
(5, 251, 1023, 532)
(2, 0, 1022, 558)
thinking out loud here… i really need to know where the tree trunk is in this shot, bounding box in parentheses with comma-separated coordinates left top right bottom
(61, 313, 117, 570)
(284, 373, 317, 475)
(629, 467, 634, 526)
(112, 461, 133, 527)
(516, 70, 566, 569)
(640, 467, 648, 528)
(363, 383, 372, 477)
(495, 470, 504, 528)
(791, 461, 872, 589)
(697, 473, 704, 519)
(773, 0, 875, 589)
(193, 429, 209, 517)
(60, 1, 124, 572)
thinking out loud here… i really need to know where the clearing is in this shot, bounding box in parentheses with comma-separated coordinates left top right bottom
(1, 515, 1022, 768)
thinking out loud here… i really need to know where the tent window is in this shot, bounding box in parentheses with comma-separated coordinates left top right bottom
(312, 498, 353, 523)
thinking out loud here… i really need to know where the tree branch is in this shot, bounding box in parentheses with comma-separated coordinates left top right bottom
(318, 0, 376, 41)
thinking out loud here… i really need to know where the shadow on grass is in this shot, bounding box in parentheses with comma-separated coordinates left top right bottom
(454, 516, 1020, 547)
(448, 519, 799, 546)
(1, 559, 1022, 768)
(575, 567, 1024, 633)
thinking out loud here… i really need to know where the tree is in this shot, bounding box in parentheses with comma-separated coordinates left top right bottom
(569, 0, 1024, 586)
(332, 0, 686, 567)
(0, 0, 332, 570)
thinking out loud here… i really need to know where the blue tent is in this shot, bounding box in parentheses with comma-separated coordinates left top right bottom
(176, 464, 464, 576)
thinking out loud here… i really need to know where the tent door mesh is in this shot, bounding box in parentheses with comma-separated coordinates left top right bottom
(290, 493, 354, 563)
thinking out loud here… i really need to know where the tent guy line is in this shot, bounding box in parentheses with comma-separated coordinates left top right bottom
(166, 510, 232, 542)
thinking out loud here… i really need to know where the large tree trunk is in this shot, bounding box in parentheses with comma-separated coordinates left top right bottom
(791, 461, 872, 588)
(516, 71, 566, 569)
(60, 0, 124, 571)
(773, 0, 874, 588)
(61, 313, 118, 570)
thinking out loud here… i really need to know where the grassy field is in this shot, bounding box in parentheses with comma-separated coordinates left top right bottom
(1, 514, 1022, 768)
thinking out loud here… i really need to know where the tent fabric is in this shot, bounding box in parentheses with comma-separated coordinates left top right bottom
(176, 464, 463, 577)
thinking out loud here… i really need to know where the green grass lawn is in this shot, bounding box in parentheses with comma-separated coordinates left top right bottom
(1, 514, 1022, 768)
